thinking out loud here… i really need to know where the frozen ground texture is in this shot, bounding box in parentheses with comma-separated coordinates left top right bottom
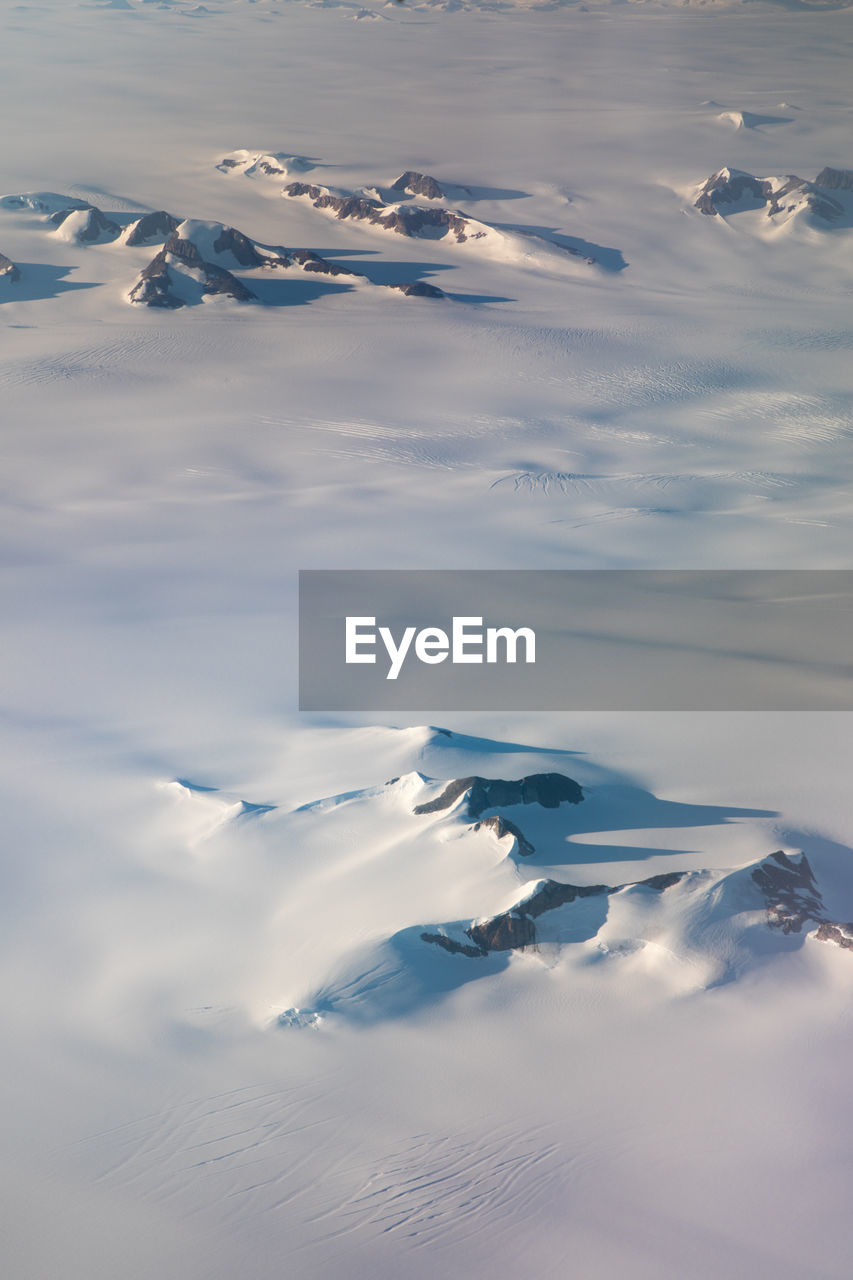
(2, 2, 853, 1278)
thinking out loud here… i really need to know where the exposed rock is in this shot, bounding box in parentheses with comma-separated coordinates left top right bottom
(290, 248, 362, 277)
(284, 182, 480, 243)
(129, 263, 186, 309)
(124, 210, 180, 246)
(752, 850, 824, 934)
(217, 151, 315, 179)
(695, 169, 774, 215)
(695, 167, 844, 223)
(519, 878, 608, 919)
(129, 233, 256, 307)
(422, 871, 684, 958)
(285, 184, 382, 219)
(814, 921, 853, 951)
(414, 772, 583, 819)
(419, 932, 487, 958)
(390, 171, 446, 199)
(211, 224, 268, 267)
(389, 281, 445, 298)
(0, 252, 19, 282)
(474, 814, 535, 857)
(632, 872, 685, 893)
(748, 850, 853, 951)
(469, 911, 536, 953)
(814, 166, 853, 191)
(382, 206, 477, 242)
(50, 205, 121, 243)
(171, 221, 296, 271)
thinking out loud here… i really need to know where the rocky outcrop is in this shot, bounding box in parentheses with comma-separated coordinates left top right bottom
(469, 912, 536, 953)
(695, 167, 845, 223)
(382, 206, 477, 242)
(695, 169, 764, 214)
(474, 814, 535, 857)
(50, 205, 121, 243)
(124, 211, 180, 246)
(391, 171, 445, 199)
(285, 184, 382, 219)
(129, 233, 256, 307)
(419, 932, 489, 959)
(210, 224, 270, 267)
(814, 166, 853, 191)
(289, 248, 362, 277)
(752, 851, 824, 934)
(216, 151, 314, 178)
(0, 252, 19, 282)
(129, 263, 185, 309)
(389, 281, 444, 298)
(170, 222, 286, 269)
(414, 772, 583, 819)
(422, 870, 685, 957)
(749, 850, 853, 955)
(814, 921, 853, 951)
(2, 186, 451, 306)
(284, 182, 481, 242)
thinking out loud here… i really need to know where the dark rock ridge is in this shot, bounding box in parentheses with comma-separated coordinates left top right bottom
(695, 167, 845, 222)
(129, 234, 256, 308)
(391, 171, 445, 199)
(50, 205, 121, 242)
(815, 921, 853, 951)
(423, 849, 853, 960)
(414, 772, 583, 819)
(419, 933, 490, 959)
(130, 226, 441, 306)
(209, 224, 283, 268)
(124, 211, 180, 246)
(752, 850, 853, 952)
(390, 281, 444, 298)
(0, 252, 19, 281)
(175, 226, 361, 278)
(3, 189, 450, 306)
(421, 871, 685, 957)
(284, 182, 481, 242)
(176, 226, 361, 278)
(289, 248, 361, 277)
(469, 912, 537, 953)
(814, 166, 853, 191)
(217, 153, 313, 177)
(474, 814, 535, 857)
(751, 850, 824, 934)
(694, 169, 770, 214)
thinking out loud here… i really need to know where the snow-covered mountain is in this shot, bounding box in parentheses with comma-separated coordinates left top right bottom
(694, 166, 853, 229)
(1, 192, 446, 306)
(250, 733, 853, 1026)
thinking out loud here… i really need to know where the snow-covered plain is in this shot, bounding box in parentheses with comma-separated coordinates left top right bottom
(3, 2, 853, 1277)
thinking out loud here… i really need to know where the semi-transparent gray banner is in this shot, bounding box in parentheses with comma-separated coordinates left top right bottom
(298, 570, 853, 711)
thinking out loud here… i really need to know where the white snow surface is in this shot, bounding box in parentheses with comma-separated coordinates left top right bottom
(3, 3, 853, 1279)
